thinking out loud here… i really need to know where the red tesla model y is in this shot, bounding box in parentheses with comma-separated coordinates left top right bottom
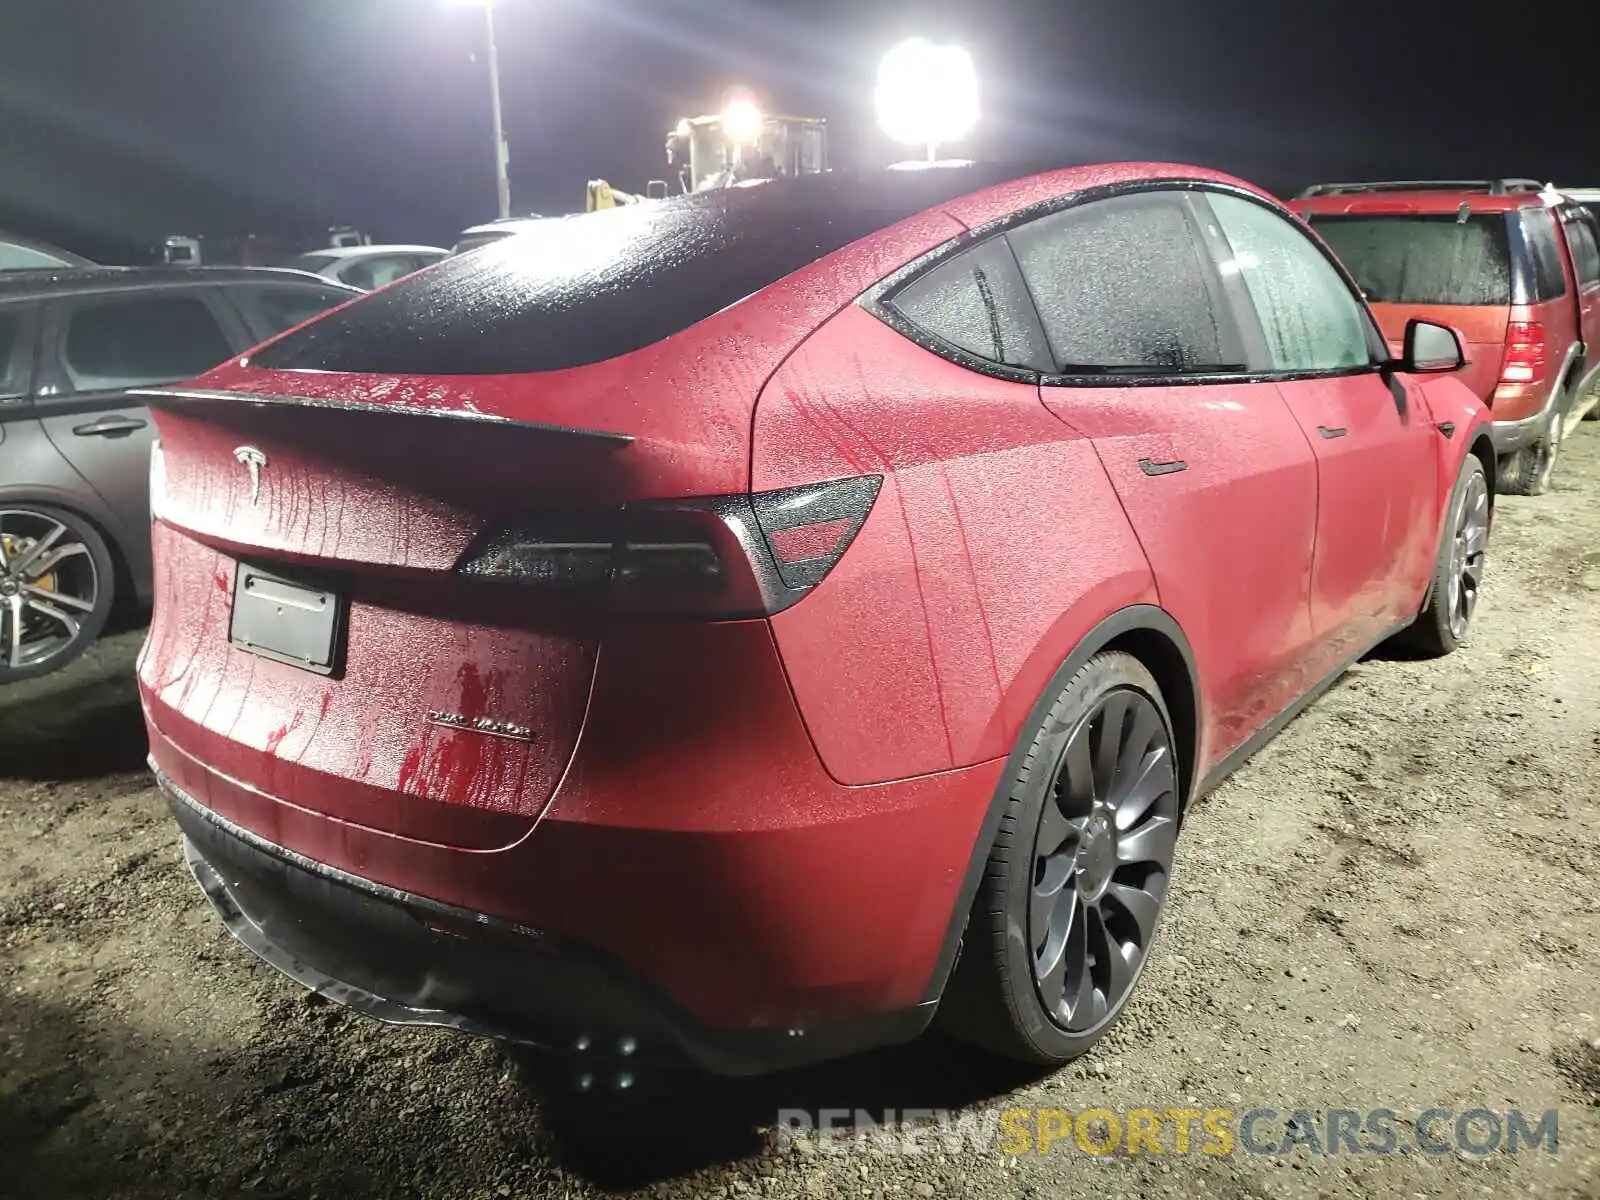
(136, 162, 1494, 1089)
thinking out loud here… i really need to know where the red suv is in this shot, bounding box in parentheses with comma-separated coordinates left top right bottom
(1292, 180, 1600, 495)
(137, 163, 1494, 1089)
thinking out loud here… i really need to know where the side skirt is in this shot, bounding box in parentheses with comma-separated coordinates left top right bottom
(1194, 618, 1411, 801)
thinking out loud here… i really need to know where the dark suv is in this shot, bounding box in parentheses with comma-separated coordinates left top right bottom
(0, 267, 357, 681)
(1291, 180, 1600, 495)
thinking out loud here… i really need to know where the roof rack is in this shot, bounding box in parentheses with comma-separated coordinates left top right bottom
(1297, 179, 1547, 198)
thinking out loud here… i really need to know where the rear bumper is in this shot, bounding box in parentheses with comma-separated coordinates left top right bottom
(165, 769, 935, 1077)
(1490, 382, 1562, 454)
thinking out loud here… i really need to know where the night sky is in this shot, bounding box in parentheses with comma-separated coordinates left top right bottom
(3, 0, 1597, 262)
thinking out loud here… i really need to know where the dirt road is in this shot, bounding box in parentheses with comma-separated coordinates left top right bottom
(4, 432, 1600, 1200)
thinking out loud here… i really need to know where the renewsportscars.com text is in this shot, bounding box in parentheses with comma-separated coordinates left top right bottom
(774, 1106, 1560, 1158)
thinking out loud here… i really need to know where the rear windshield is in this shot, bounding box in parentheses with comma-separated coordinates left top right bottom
(1307, 214, 1511, 306)
(252, 167, 1038, 376)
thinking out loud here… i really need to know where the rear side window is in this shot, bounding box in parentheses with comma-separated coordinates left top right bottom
(1307, 214, 1512, 306)
(280, 252, 337, 274)
(252, 285, 352, 337)
(339, 254, 437, 291)
(1562, 214, 1600, 287)
(1208, 193, 1371, 372)
(61, 293, 233, 392)
(1521, 209, 1567, 301)
(1006, 191, 1233, 373)
(0, 304, 34, 402)
(887, 236, 1050, 371)
(252, 167, 1056, 375)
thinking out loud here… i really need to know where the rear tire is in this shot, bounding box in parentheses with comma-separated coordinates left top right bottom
(1498, 388, 1569, 496)
(938, 651, 1180, 1066)
(1396, 454, 1489, 658)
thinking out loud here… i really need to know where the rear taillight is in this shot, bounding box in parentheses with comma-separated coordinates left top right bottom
(1500, 321, 1547, 384)
(457, 475, 882, 617)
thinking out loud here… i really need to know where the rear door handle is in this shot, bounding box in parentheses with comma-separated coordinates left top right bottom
(1138, 458, 1188, 476)
(1317, 425, 1348, 439)
(71, 415, 148, 438)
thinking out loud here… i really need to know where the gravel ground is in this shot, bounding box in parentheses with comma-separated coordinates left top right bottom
(4, 432, 1600, 1200)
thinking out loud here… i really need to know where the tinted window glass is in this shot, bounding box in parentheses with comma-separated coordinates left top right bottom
(1006, 191, 1230, 373)
(253, 166, 1052, 376)
(280, 252, 338, 274)
(0, 241, 70, 270)
(450, 230, 516, 255)
(1209, 194, 1370, 372)
(1522, 209, 1567, 300)
(888, 236, 1049, 371)
(253, 285, 352, 337)
(1563, 214, 1600, 287)
(1307, 214, 1511, 305)
(0, 305, 32, 400)
(62, 294, 233, 391)
(340, 255, 425, 291)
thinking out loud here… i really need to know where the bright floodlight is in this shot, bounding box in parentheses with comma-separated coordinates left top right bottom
(721, 97, 764, 145)
(875, 39, 979, 155)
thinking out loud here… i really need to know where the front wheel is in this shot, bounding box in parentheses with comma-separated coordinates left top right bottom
(938, 651, 1181, 1065)
(1396, 454, 1489, 658)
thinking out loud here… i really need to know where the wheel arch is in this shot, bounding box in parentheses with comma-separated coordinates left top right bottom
(921, 603, 1202, 1005)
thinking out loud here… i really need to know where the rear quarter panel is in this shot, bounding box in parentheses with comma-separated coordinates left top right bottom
(752, 304, 1156, 786)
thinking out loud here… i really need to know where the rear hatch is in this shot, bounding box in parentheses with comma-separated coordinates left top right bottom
(139, 171, 989, 851)
(1307, 210, 1513, 400)
(141, 399, 628, 850)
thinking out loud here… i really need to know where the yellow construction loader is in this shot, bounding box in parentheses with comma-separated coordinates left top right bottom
(586, 98, 828, 211)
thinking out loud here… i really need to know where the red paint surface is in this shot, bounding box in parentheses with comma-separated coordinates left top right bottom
(755, 307, 1155, 783)
(1273, 375, 1441, 658)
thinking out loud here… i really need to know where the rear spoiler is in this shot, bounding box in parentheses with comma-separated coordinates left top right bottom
(131, 387, 634, 447)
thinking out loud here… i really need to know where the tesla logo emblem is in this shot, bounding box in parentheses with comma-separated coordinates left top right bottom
(233, 446, 267, 505)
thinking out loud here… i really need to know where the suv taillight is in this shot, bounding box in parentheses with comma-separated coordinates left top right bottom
(456, 475, 882, 617)
(1499, 321, 1547, 384)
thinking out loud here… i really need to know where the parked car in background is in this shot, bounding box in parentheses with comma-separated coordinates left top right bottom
(0, 267, 358, 680)
(0, 233, 94, 270)
(449, 216, 546, 255)
(139, 162, 1493, 1087)
(1292, 180, 1600, 494)
(279, 245, 448, 291)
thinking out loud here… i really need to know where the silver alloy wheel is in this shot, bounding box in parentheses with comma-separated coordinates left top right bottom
(0, 509, 100, 670)
(1446, 469, 1489, 640)
(1029, 686, 1178, 1033)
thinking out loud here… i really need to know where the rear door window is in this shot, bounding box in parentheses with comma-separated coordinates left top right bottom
(58, 292, 234, 393)
(886, 236, 1051, 372)
(1521, 209, 1568, 300)
(1207, 193, 1373, 373)
(1006, 190, 1240, 374)
(338, 255, 418, 291)
(1307, 214, 1512, 306)
(238, 284, 354, 340)
(1562, 213, 1600, 287)
(0, 303, 37, 405)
